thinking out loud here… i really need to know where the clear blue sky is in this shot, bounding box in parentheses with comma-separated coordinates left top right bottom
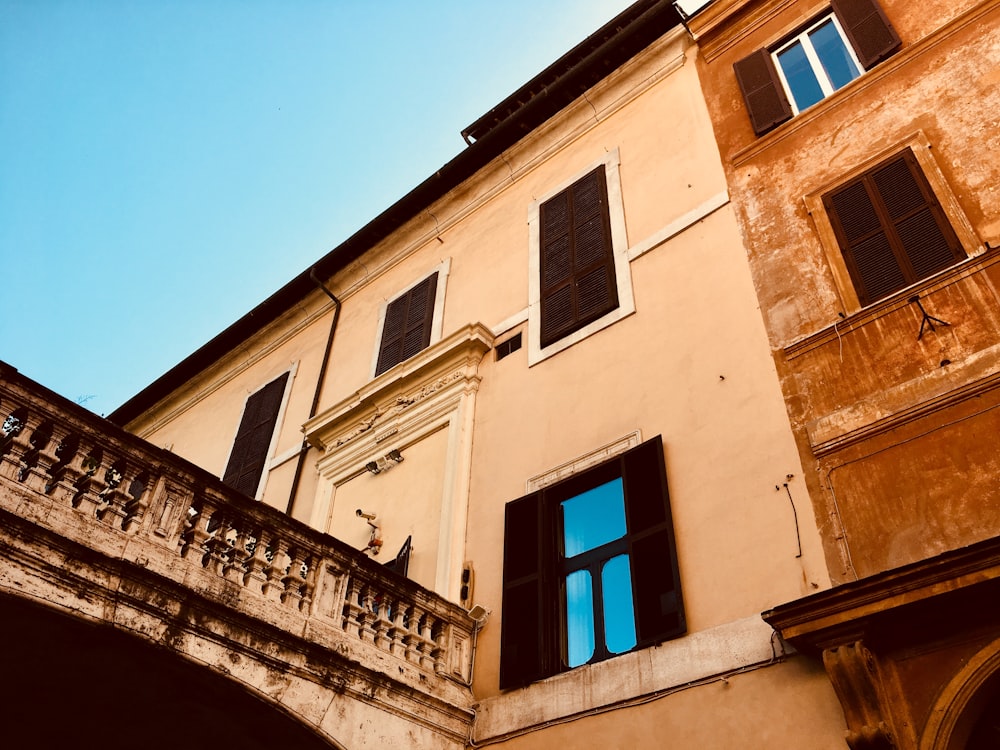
(1, 0, 635, 416)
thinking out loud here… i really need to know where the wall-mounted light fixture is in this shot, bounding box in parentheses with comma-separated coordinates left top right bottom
(364, 448, 405, 476)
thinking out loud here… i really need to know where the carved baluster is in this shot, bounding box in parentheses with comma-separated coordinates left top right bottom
(281, 547, 306, 608)
(121, 471, 152, 534)
(342, 577, 365, 638)
(402, 605, 422, 665)
(358, 585, 377, 643)
(388, 599, 407, 658)
(96, 459, 134, 528)
(243, 528, 270, 592)
(263, 539, 288, 601)
(73, 448, 110, 516)
(180, 499, 214, 564)
(0, 407, 33, 481)
(19, 420, 54, 493)
(225, 519, 252, 584)
(27, 422, 72, 496)
(431, 619, 447, 674)
(418, 612, 436, 670)
(48, 433, 86, 506)
(372, 591, 393, 651)
(204, 512, 232, 577)
(298, 553, 317, 614)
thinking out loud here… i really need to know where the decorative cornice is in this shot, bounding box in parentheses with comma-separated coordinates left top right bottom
(304, 323, 494, 453)
(762, 535, 1000, 651)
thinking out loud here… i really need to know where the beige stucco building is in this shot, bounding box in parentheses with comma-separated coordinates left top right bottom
(103, 2, 844, 746)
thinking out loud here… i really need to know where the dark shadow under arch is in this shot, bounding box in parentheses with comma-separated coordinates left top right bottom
(0, 594, 343, 750)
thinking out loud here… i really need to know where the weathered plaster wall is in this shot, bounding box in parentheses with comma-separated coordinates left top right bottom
(690, 0, 1000, 582)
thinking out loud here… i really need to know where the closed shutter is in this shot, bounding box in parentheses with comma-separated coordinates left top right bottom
(830, 0, 901, 69)
(824, 150, 964, 306)
(375, 273, 438, 376)
(621, 436, 685, 645)
(222, 372, 289, 497)
(499, 491, 557, 690)
(539, 167, 618, 348)
(733, 48, 793, 136)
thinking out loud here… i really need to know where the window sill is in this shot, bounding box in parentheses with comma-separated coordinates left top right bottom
(475, 615, 780, 743)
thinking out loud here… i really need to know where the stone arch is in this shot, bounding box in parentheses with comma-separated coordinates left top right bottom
(0, 594, 347, 750)
(921, 636, 1000, 750)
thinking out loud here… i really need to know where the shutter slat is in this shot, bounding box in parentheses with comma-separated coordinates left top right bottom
(872, 158, 924, 219)
(734, 48, 793, 136)
(620, 436, 685, 647)
(222, 372, 289, 497)
(375, 273, 437, 376)
(824, 149, 964, 306)
(830, 0, 901, 69)
(539, 166, 617, 348)
(897, 209, 958, 279)
(500, 491, 552, 690)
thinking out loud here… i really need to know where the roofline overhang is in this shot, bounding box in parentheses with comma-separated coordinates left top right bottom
(108, 0, 681, 426)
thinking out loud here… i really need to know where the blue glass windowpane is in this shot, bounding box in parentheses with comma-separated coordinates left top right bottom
(777, 41, 824, 111)
(601, 554, 637, 654)
(565, 570, 595, 667)
(561, 478, 626, 557)
(810, 20, 860, 90)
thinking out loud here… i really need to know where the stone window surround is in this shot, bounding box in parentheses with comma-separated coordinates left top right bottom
(803, 130, 983, 315)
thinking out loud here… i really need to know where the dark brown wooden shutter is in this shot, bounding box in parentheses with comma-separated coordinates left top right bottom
(734, 48, 793, 136)
(824, 150, 965, 306)
(375, 273, 438, 376)
(831, 0, 901, 69)
(499, 491, 557, 690)
(222, 372, 289, 497)
(539, 167, 618, 348)
(620, 436, 685, 646)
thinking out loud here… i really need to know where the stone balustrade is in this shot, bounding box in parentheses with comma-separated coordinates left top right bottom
(0, 361, 477, 693)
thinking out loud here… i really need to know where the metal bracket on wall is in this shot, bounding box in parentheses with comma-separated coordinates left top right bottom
(909, 295, 950, 340)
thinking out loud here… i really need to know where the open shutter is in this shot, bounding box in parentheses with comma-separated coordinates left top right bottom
(824, 150, 964, 306)
(539, 167, 617, 348)
(499, 491, 556, 689)
(734, 48, 793, 136)
(620, 436, 685, 646)
(384, 536, 412, 578)
(222, 372, 289, 497)
(375, 273, 438, 376)
(831, 0, 901, 69)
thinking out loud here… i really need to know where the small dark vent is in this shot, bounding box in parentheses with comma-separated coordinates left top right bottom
(496, 333, 523, 361)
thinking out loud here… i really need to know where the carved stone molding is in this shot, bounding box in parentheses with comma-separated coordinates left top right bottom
(823, 641, 896, 750)
(304, 323, 494, 454)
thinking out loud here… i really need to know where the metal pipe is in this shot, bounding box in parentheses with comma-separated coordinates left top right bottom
(285, 269, 342, 516)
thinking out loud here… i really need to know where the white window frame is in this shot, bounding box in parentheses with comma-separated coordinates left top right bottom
(771, 12, 863, 115)
(527, 149, 634, 365)
(369, 258, 451, 379)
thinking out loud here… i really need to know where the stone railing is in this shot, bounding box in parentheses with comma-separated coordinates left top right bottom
(0, 361, 477, 692)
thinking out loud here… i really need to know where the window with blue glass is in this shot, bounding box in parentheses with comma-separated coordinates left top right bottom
(734, 0, 901, 136)
(772, 14, 861, 114)
(499, 436, 684, 689)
